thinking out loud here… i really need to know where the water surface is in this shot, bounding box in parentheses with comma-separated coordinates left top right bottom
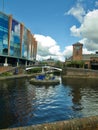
(0, 77, 98, 129)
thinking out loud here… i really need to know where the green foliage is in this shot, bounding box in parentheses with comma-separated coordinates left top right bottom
(66, 60, 84, 68)
(39, 61, 48, 66)
(0, 72, 13, 77)
(53, 71, 61, 76)
(55, 61, 63, 68)
(27, 67, 42, 74)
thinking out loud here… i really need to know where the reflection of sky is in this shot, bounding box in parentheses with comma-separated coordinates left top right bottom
(3, 34, 8, 45)
(0, 19, 8, 46)
(14, 36, 20, 44)
(10, 46, 14, 55)
(22, 27, 28, 57)
(11, 19, 20, 44)
(12, 19, 19, 31)
(10, 20, 20, 56)
(3, 44, 7, 48)
(81, 88, 98, 117)
(22, 28, 27, 43)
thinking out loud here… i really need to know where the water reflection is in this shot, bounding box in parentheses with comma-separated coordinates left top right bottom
(0, 82, 15, 128)
(62, 77, 98, 116)
(0, 79, 35, 128)
(62, 77, 98, 88)
(71, 87, 83, 111)
(0, 77, 98, 129)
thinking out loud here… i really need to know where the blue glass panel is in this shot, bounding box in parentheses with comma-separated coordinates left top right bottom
(12, 19, 19, 31)
(10, 19, 21, 57)
(0, 13, 8, 55)
(14, 36, 20, 44)
(22, 27, 28, 59)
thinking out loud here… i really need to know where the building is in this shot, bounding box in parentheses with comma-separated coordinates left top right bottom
(73, 43, 83, 61)
(65, 42, 98, 69)
(0, 11, 37, 66)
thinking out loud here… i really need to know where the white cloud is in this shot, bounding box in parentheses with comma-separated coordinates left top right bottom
(34, 35, 56, 47)
(65, 3, 85, 23)
(70, 25, 81, 37)
(34, 6, 98, 62)
(65, 2, 98, 55)
(70, 9, 98, 52)
(79, 39, 95, 54)
(83, 48, 94, 54)
(63, 46, 73, 58)
(34, 34, 66, 61)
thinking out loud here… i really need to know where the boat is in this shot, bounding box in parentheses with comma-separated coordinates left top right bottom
(30, 74, 60, 85)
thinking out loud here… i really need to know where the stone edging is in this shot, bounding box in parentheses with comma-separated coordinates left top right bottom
(3, 115, 98, 130)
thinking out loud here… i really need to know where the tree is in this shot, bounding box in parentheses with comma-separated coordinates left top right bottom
(66, 60, 84, 68)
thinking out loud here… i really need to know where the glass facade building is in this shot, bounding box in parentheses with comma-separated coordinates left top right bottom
(0, 12, 9, 55)
(0, 12, 37, 66)
(22, 27, 28, 59)
(10, 19, 21, 57)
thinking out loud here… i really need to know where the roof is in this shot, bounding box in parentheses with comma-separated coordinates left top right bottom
(65, 56, 73, 61)
(73, 42, 83, 46)
(66, 54, 98, 62)
(83, 54, 98, 60)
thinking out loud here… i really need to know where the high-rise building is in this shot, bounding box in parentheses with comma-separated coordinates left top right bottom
(0, 11, 37, 66)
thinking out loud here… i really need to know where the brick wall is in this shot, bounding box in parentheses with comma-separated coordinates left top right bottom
(62, 67, 98, 77)
(0, 66, 12, 73)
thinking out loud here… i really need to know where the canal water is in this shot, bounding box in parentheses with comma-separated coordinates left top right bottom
(0, 77, 98, 129)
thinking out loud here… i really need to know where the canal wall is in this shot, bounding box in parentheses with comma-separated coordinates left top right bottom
(0, 74, 36, 81)
(62, 67, 98, 78)
(0, 66, 25, 75)
(4, 115, 98, 130)
(0, 66, 13, 73)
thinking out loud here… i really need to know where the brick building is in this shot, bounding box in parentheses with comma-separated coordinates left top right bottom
(65, 42, 98, 69)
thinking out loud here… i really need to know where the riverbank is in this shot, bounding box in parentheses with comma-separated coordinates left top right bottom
(62, 75, 98, 79)
(62, 67, 98, 79)
(0, 74, 35, 80)
(3, 115, 98, 130)
(1, 73, 98, 81)
(1, 66, 98, 80)
(1, 69, 98, 130)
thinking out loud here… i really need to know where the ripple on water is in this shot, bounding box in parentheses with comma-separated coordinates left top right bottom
(0, 78, 98, 128)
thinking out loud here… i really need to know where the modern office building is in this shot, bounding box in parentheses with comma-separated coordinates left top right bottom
(0, 11, 37, 66)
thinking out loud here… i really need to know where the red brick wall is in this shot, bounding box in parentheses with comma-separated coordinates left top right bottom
(0, 66, 12, 73)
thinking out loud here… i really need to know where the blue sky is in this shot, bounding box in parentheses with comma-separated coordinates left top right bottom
(0, 0, 98, 61)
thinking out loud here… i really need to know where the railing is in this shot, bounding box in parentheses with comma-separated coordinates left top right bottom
(26, 65, 62, 72)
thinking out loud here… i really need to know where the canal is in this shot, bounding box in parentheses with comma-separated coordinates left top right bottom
(0, 77, 98, 129)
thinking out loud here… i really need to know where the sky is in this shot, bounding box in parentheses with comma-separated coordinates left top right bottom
(0, 0, 98, 61)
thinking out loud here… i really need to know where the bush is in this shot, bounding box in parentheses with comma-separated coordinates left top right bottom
(0, 72, 13, 77)
(66, 60, 84, 68)
(27, 67, 42, 74)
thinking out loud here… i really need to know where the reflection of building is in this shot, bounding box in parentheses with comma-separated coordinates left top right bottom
(0, 12, 37, 66)
(65, 42, 98, 69)
(0, 79, 36, 128)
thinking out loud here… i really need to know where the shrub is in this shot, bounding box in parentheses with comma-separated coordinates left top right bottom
(0, 72, 13, 77)
(27, 67, 42, 74)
